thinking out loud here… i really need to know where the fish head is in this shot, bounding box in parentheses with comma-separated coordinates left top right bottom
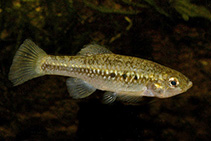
(145, 70, 192, 98)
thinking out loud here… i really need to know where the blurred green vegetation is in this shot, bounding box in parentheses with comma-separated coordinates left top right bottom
(0, 0, 210, 46)
(170, 0, 211, 21)
(83, 0, 211, 20)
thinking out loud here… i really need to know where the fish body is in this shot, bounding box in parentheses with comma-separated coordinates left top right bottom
(9, 39, 192, 103)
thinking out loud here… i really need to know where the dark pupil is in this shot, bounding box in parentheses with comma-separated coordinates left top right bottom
(171, 81, 177, 86)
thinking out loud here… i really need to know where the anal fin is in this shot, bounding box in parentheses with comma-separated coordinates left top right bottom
(66, 78, 96, 99)
(118, 95, 142, 103)
(103, 92, 143, 104)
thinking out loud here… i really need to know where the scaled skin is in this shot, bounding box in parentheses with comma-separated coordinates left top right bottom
(40, 53, 192, 98)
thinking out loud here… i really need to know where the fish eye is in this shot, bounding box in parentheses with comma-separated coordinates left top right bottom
(169, 77, 179, 88)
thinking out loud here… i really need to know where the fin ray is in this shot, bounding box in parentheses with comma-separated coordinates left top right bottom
(102, 92, 117, 104)
(9, 39, 47, 86)
(118, 94, 142, 103)
(77, 44, 112, 56)
(66, 78, 96, 99)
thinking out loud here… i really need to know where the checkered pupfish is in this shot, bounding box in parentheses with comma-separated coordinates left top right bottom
(9, 39, 192, 103)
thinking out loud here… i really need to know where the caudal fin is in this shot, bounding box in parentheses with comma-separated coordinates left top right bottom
(9, 39, 47, 86)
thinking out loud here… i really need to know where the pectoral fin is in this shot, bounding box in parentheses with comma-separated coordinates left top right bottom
(66, 77, 96, 99)
(77, 44, 112, 56)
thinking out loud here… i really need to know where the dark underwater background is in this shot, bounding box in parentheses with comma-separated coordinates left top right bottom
(0, 0, 210, 140)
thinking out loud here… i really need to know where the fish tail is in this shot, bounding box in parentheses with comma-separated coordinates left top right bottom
(9, 39, 47, 86)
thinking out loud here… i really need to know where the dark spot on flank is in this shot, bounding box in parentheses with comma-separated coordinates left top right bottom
(134, 75, 138, 80)
(110, 73, 115, 77)
(122, 74, 127, 79)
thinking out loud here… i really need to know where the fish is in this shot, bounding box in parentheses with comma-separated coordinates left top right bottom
(8, 39, 193, 104)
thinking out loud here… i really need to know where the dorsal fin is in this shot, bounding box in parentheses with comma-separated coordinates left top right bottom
(77, 44, 112, 56)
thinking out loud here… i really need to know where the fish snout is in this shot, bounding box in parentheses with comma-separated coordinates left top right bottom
(187, 81, 193, 89)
